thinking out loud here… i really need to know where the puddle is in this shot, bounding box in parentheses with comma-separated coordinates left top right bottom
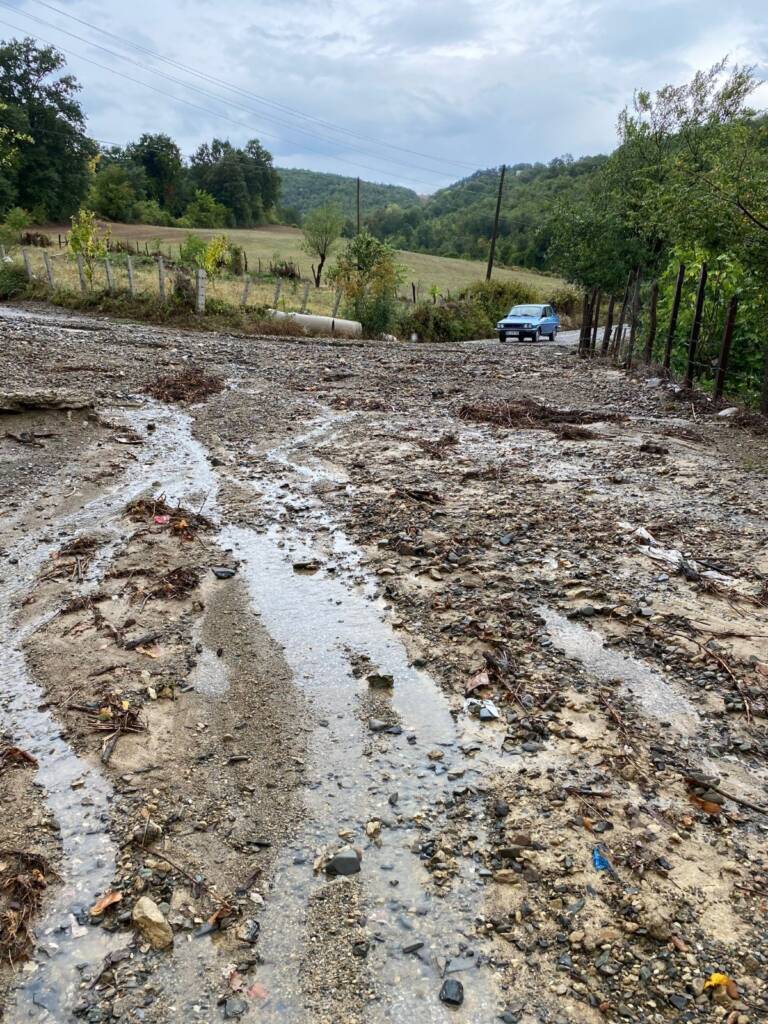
(0, 403, 216, 1022)
(539, 606, 699, 736)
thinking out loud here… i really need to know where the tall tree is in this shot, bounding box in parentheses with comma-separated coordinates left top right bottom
(125, 133, 185, 213)
(0, 37, 96, 219)
(301, 203, 344, 285)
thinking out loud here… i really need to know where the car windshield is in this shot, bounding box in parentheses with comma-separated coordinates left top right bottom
(508, 305, 544, 317)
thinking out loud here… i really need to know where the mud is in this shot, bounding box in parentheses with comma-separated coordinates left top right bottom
(0, 302, 767, 1024)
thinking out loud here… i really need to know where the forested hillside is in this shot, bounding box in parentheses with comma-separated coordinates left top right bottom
(277, 168, 420, 223)
(365, 155, 607, 268)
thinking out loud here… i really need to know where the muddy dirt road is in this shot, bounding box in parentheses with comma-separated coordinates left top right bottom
(0, 303, 767, 1024)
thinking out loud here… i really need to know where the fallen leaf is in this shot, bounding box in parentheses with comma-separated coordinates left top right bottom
(726, 980, 739, 1000)
(247, 983, 268, 1000)
(90, 891, 123, 916)
(689, 794, 721, 816)
(228, 970, 244, 992)
(465, 669, 490, 695)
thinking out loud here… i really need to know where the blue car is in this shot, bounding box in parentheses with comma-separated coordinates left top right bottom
(496, 303, 560, 343)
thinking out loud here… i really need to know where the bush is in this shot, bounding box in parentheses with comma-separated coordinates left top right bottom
(20, 231, 52, 247)
(547, 285, 580, 317)
(0, 260, 30, 299)
(459, 279, 539, 323)
(228, 244, 246, 276)
(399, 299, 494, 343)
(0, 207, 31, 250)
(134, 199, 175, 227)
(178, 233, 207, 267)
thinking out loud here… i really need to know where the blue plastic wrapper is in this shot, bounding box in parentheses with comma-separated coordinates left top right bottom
(592, 845, 611, 871)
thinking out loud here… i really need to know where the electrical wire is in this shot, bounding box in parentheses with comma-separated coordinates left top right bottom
(0, 15, 449, 190)
(24, 0, 478, 173)
(0, 2, 458, 183)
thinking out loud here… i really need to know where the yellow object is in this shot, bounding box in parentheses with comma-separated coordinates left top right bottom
(704, 973, 731, 990)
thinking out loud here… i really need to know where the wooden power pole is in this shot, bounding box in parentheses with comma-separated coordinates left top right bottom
(486, 164, 506, 281)
(356, 177, 361, 235)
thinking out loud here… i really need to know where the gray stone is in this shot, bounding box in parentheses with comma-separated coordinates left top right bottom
(325, 846, 361, 876)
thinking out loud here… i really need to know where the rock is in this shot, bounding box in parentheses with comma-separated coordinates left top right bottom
(325, 846, 361, 876)
(439, 978, 464, 1006)
(493, 869, 519, 885)
(132, 897, 173, 950)
(367, 672, 394, 689)
(224, 996, 248, 1018)
(494, 799, 510, 818)
(210, 565, 236, 579)
(403, 941, 424, 954)
(368, 719, 388, 732)
(669, 994, 688, 1010)
(718, 407, 739, 417)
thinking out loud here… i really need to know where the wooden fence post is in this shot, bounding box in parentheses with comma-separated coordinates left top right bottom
(126, 256, 135, 297)
(195, 268, 206, 314)
(713, 295, 738, 403)
(624, 273, 642, 367)
(578, 290, 592, 357)
(761, 346, 768, 416)
(104, 257, 115, 295)
(241, 275, 251, 307)
(273, 278, 282, 307)
(300, 280, 310, 313)
(601, 294, 615, 355)
(158, 256, 166, 301)
(611, 269, 633, 359)
(590, 290, 602, 355)
(76, 254, 87, 293)
(332, 288, 342, 318)
(642, 281, 658, 364)
(412, 282, 417, 304)
(683, 262, 707, 389)
(21, 248, 32, 281)
(663, 263, 685, 375)
(0, 244, 5, 259)
(43, 250, 55, 289)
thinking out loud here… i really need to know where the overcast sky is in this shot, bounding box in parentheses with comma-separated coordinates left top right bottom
(2, 0, 767, 192)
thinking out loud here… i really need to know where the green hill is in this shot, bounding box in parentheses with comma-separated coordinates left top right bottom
(277, 168, 420, 221)
(366, 155, 608, 270)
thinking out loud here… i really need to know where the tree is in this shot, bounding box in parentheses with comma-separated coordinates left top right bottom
(87, 163, 140, 222)
(179, 189, 229, 229)
(190, 137, 279, 227)
(302, 203, 344, 286)
(329, 231, 404, 335)
(68, 208, 109, 285)
(0, 37, 96, 219)
(125, 133, 184, 213)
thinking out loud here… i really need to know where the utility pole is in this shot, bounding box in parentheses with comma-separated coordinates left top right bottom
(486, 164, 506, 281)
(356, 177, 361, 235)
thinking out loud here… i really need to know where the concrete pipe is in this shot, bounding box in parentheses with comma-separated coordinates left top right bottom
(267, 309, 363, 338)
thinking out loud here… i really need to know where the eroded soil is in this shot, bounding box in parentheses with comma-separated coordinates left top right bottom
(0, 302, 766, 1024)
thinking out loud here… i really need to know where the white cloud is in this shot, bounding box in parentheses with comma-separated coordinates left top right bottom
(2, 0, 766, 190)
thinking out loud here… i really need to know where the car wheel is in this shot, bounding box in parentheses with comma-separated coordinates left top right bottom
(534, 328, 541, 342)
(499, 332, 507, 343)
(550, 328, 557, 341)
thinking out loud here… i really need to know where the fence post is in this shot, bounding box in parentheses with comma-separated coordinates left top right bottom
(273, 278, 282, 307)
(241, 275, 251, 307)
(590, 290, 602, 355)
(158, 256, 166, 301)
(332, 288, 342, 318)
(713, 295, 738, 403)
(126, 256, 135, 298)
(601, 294, 615, 355)
(300, 280, 310, 313)
(624, 273, 642, 367)
(104, 257, 115, 295)
(642, 281, 658, 364)
(578, 290, 592, 357)
(683, 262, 707, 389)
(43, 250, 55, 289)
(761, 346, 768, 416)
(21, 248, 32, 281)
(611, 269, 633, 359)
(663, 263, 685, 375)
(0, 244, 5, 260)
(412, 282, 417, 304)
(195, 268, 206, 314)
(76, 254, 87, 293)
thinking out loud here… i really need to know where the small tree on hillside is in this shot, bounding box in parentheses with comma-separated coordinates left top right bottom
(329, 230, 404, 335)
(302, 203, 344, 286)
(68, 208, 109, 285)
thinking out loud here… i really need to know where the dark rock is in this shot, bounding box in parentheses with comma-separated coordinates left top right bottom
(325, 847, 361, 876)
(669, 994, 688, 1010)
(439, 978, 464, 1006)
(224, 997, 248, 1018)
(211, 565, 236, 579)
(403, 941, 424, 954)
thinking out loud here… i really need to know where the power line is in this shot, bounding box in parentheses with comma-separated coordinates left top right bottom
(24, 0, 478, 174)
(0, 16, 447, 190)
(0, 2, 459, 183)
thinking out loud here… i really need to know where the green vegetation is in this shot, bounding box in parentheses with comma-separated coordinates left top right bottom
(277, 168, 420, 224)
(301, 204, 345, 286)
(329, 231, 405, 335)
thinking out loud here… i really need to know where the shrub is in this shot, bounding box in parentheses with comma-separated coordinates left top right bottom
(228, 244, 246, 276)
(134, 199, 175, 227)
(68, 209, 110, 285)
(0, 260, 29, 299)
(20, 231, 52, 247)
(459, 279, 539, 323)
(178, 233, 207, 267)
(547, 286, 580, 317)
(399, 299, 494, 343)
(329, 231, 405, 336)
(0, 207, 31, 250)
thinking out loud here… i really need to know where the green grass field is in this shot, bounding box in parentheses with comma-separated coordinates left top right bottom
(43, 222, 565, 300)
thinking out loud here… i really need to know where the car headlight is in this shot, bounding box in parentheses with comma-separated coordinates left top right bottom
(524, 323, 532, 328)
